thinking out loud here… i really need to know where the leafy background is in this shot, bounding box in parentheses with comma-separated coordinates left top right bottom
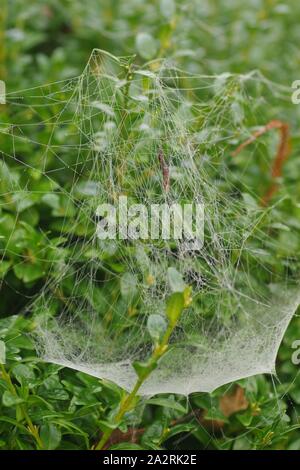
(1, 0, 300, 450)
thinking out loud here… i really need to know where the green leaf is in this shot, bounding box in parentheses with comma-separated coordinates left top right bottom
(136, 33, 158, 60)
(147, 314, 167, 342)
(41, 376, 69, 401)
(167, 267, 186, 292)
(0, 341, 5, 364)
(98, 420, 119, 433)
(165, 292, 185, 325)
(165, 423, 197, 440)
(40, 423, 61, 450)
(236, 409, 254, 426)
(242, 193, 258, 212)
(233, 436, 252, 450)
(13, 263, 45, 283)
(141, 421, 163, 446)
(0, 261, 11, 279)
(110, 443, 147, 450)
(2, 391, 24, 407)
(12, 364, 35, 386)
(146, 396, 187, 413)
(75, 180, 99, 196)
(0, 416, 28, 433)
(91, 101, 115, 117)
(135, 245, 150, 272)
(42, 193, 60, 210)
(120, 272, 138, 299)
(288, 438, 300, 450)
(133, 360, 157, 380)
(290, 387, 300, 404)
(160, 0, 176, 19)
(231, 101, 244, 125)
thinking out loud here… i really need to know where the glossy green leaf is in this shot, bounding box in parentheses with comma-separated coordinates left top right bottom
(40, 423, 62, 450)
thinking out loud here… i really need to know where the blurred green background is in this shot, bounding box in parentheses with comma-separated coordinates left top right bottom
(2, 0, 300, 86)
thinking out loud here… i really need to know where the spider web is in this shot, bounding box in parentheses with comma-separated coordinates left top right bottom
(1, 49, 299, 395)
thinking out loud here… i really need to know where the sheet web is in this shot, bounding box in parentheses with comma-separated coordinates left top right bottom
(1, 50, 299, 395)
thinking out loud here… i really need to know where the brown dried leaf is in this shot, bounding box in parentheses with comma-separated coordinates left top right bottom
(220, 385, 249, 418)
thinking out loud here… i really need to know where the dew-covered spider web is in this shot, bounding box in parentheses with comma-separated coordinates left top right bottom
(1, 49, 300, 395)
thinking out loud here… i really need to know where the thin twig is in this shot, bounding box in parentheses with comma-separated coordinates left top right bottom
(158, 148, 170, 193)
(232, 120, 291, 205)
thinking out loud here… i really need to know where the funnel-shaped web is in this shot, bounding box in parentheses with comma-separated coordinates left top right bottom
(2, 50, 299, 395)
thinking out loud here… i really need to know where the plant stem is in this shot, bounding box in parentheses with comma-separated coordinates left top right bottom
(94, 315, 181, 450)
(0, 364, 44, 449)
